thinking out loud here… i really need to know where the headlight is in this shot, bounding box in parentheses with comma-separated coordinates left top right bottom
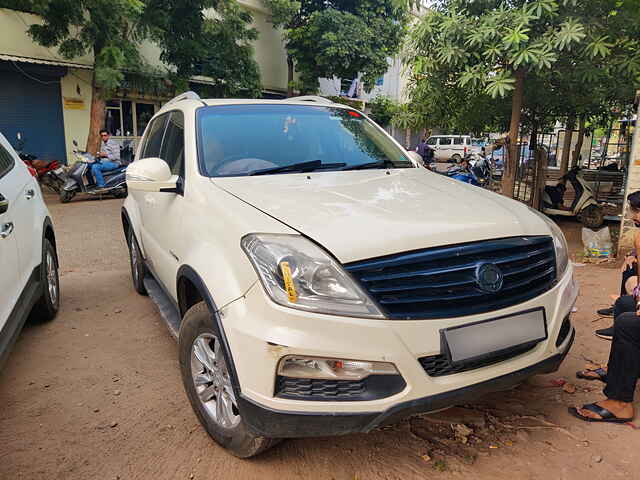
(529, 209, 569, 279)
(241, 234, 384, 318)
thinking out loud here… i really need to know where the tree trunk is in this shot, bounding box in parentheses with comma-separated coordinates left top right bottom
(86, 79, 106, 154)
(531, 147, 549, 211)
(530, 116, 538, 151)
(501, 69, 525, 199)
(571, 116, 586, 168)
(559, 115, 576, 174)
(405, 128, 411, 149)
(287, 55, 294, 97)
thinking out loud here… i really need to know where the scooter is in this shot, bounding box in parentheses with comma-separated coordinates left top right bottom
(542, 166, 604, 228)
(59, 140, 128, 203)
(15, 132, 66, 193)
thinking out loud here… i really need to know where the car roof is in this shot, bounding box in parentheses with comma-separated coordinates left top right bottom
(157, 95, 356, 116)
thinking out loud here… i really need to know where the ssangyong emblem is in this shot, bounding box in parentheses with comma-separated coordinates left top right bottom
(475, 263, 504, 293)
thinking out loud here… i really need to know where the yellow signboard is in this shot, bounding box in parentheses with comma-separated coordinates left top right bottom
(63, 97, 85, 110)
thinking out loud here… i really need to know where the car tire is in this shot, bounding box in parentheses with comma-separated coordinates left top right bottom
(127, 229, 147, 296)
(451, 154, 461, 163)
(31, 238, 60, 322)
(59, 190, 75, 203)
(178, 301, 279, 458)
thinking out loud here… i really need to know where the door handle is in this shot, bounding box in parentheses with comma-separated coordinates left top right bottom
(0, 194, 7, 214)
(0, 222, 14, 239)
(25, 189, 35, 200)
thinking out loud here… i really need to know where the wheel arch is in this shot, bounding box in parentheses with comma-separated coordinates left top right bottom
(42, 217, 57, 266)
(176, 264, 243, 396)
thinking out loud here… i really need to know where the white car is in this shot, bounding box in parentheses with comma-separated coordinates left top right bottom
(0, 133, 60, 367)
(123, 93, 577, 458)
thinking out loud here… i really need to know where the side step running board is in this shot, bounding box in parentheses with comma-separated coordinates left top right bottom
(143, 275, 181, 339)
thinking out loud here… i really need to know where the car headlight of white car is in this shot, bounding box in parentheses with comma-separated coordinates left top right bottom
(241, 233, 384, 318)
(529, 209, 569, 280)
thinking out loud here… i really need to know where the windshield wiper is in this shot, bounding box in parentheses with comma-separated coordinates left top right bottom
(342, 160, 396, 171)
(248, 160, 346, 176)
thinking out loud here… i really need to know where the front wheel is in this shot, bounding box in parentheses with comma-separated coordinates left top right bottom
(179, 302, 279, 458)
(59, 189, 75, 203)
(450, 154, 461, 163)
(578, 204, 604, 229)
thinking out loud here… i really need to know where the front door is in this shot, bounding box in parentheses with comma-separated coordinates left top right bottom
(136, 111, 186, 300)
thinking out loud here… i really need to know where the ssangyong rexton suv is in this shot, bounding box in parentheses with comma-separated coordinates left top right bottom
(123, 92, 577, 457)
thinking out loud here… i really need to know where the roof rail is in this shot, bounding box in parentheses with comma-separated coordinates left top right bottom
(286, 95, 334, 105)
(164, 91, 201, 108)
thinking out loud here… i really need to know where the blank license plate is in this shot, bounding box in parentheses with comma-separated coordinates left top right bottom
(441, 308, 547, 366)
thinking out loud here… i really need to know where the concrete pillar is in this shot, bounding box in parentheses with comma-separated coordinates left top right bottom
(618, 91, 640, 254)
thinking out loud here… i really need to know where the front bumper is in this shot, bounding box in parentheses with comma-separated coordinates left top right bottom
(238, 329, 573, 438)
(220, 264, 578, 437)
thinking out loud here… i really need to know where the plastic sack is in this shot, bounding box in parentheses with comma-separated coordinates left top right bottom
(582, 226, 612, 258)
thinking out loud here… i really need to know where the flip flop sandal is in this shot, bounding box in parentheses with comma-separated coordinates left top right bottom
(576, 368, 607, 383)
(568, 403, 633, 424)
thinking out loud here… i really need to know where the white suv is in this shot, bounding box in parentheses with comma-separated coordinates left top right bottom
(0, 133, 60, 367)
(123, 93, 577, 457)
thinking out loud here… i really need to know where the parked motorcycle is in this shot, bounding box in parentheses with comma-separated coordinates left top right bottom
(15, 133, 66, 193)
(59, 140, 128, 203)
(542, 166, 604, 228)
(446, 153, 492, 187)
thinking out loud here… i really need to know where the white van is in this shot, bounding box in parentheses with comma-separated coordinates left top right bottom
(426, 135, 477, 162)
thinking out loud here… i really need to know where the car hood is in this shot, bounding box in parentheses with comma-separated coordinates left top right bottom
(211, 168, 551, 263)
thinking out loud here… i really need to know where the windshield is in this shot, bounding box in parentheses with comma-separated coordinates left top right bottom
(196, 104, 414, 177)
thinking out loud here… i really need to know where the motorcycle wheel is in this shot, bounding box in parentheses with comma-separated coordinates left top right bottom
(113, 186, 128, 199)
(60, 190, 75, 203)
(578, 204, 604, 229)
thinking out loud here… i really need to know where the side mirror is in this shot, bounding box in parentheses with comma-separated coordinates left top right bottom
(126, 157, 179, 193)
(406, 151, 424, 165)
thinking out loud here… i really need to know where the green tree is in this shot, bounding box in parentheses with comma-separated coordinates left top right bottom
(407, 0, 640, 197)
(12, 0, 150, 152)
(263, 0, 410, 96)
(143, 0, 262, 98)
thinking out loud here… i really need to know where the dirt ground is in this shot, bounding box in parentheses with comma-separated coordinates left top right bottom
(1, 193, 639, 480)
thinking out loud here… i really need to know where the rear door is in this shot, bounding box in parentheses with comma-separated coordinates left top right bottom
(0, 140, 22, 332)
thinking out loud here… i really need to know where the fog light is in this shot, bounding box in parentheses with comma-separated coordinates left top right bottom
(277, 355, 398, 380)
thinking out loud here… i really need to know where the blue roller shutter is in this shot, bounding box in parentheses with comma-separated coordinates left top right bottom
(0, 61, 67, 162)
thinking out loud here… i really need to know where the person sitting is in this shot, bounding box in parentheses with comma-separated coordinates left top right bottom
(570, 294, 639, 424)
(92, 130, 121, 189)
(594, 191, 640, 339)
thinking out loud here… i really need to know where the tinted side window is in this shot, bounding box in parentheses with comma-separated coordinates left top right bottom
(439, 138, 452, 145)
(160, 111, 185, 176)
(453, 137, 463, 145)
(426, 137, 437, 145)
(141, 115, 168, 158)
(0, 145, 15, 179)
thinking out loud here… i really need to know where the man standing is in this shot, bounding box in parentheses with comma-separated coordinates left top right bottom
(92, 130, 121, 188)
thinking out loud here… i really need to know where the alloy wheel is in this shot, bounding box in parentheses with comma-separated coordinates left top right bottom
(46, 249, 58, 306)
(190, 333, 240, 429)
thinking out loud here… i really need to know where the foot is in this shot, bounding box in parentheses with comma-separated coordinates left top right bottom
(595, 326, 613, 340)
(577, 366, 608, 381)
(575, 399, 634, 421)
(597, 306, 614, 317)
